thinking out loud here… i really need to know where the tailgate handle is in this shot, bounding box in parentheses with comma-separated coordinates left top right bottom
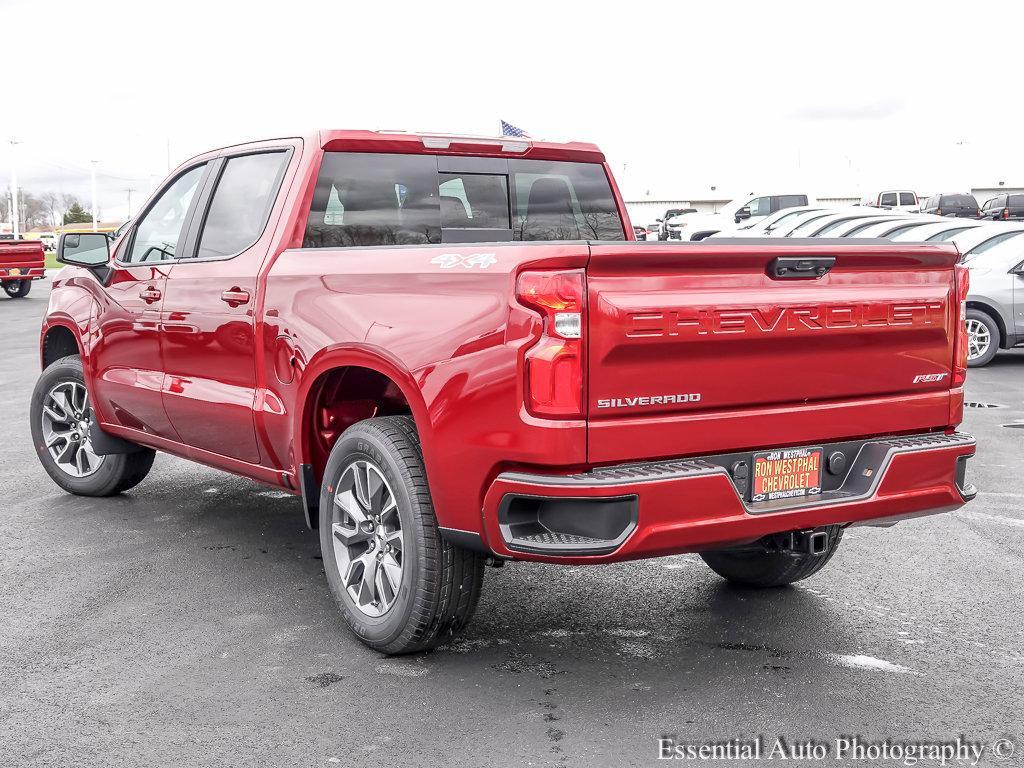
(769, 256, 835, 279)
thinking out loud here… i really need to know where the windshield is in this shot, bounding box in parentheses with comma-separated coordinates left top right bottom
(962, 230, 1024, 259)
(961, 235, 1024, 267)
(762, 208, 819, 232)
(926, 227, 972, 242)
(884, 222, 930, 238)
(816, 217, 872, 235)
(788, 214, 838, 236)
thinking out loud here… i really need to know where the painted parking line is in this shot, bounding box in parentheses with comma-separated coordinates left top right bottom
(958, 510, 1024, 528)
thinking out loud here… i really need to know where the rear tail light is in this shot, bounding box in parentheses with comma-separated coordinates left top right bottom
(516, 270, 585, 418)
(952, 265, 970, 387)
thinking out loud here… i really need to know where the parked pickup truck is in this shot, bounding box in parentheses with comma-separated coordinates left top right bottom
(1, 239, 46, 298)
(34, 130, 977, 654)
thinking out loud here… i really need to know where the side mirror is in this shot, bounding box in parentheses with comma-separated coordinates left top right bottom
(1011, 260, 1024, 275)
(656, 218, 663, 223)
(735, 206, 752, 223)
(58, 232, 110, 268)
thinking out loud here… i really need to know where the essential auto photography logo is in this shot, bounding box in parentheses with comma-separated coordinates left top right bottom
(656, 735, 1017, 766)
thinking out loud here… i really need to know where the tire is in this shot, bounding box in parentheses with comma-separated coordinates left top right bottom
(319, 415, 484, 654)
(30, 355, 156, 496)
(965, 308, 1000, 368)
(3, 279, 31, 298)
(700, 526, 844, 588)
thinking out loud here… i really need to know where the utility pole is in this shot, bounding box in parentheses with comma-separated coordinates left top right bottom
(125, 187, 135, 219)
(9, 138, 21, 238)
(90, 160, 98, 232)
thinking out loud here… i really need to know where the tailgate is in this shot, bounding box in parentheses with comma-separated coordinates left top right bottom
(0, 241, 46, 267)
(586, 241, 960, 463)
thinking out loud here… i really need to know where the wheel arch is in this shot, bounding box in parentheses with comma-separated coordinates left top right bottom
(40, 322, 84, 370)
(965, 300, 1008, 348)
(294, 344, 435, 527)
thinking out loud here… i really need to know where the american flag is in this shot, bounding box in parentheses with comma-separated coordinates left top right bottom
(500, 120, 529, 138)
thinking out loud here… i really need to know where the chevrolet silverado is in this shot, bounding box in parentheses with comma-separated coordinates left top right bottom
(1, 238, 46, 298)
(33, 130, 976, 653)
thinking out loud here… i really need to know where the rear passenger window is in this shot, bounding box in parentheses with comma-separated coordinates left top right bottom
(196, 152, 289, 259)
(776, 195, 807, 209)
(305, 153, 442, 248)
(899, 192, 916, 206)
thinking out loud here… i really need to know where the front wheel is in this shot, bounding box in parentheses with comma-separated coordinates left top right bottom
(319, 415, 484, 654)
(965, 308, 1000, 367)
(30, 355, 156, 496)
(700, 526, 844, 588)
(3, 279, 31, 298)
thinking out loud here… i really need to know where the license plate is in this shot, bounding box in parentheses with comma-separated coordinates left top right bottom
(9, 268, 20, 277)
(751, 446, 823, 502)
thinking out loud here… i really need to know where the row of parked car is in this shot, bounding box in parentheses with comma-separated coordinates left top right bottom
(726, 206, 1021, 368)
(632, 189, 1024, 244)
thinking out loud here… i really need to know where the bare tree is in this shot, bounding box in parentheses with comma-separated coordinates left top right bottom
(41, 192, 62, 228)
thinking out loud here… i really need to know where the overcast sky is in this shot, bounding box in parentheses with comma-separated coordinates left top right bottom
(2, 0, 1021, 221)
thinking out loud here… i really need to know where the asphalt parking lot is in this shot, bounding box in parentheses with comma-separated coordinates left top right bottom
(1, 282, 1021, 768)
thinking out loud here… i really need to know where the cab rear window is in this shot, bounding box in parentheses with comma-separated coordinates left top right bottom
(303, 153, 624, 248)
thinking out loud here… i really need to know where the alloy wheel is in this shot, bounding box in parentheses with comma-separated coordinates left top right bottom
(331, 459, 404, 618)
(40, 381, 104, 477)
(966, 318, 992, 361)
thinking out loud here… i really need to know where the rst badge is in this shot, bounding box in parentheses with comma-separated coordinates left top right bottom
(913, 373, 949, 384)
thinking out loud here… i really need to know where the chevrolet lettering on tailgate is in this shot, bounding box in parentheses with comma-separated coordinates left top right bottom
(627, 301, 946, 338)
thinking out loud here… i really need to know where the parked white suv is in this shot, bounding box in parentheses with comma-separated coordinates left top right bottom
(666, 193, 812, 241)
(862, 190, 920, 212)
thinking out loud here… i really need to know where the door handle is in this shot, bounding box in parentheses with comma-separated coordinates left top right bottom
(220, 287, 251, 307)
(139, 286, 162, 303)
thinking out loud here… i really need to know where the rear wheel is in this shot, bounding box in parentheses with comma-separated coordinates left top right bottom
(319, 415, 484, 654)
(700, 526, 844, 588)
(965, 308, 1000, 367)
(3, 279, 31, 298)
(30, 355, 156, 496)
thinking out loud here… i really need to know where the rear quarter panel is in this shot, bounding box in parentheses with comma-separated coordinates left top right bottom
(261, 242, 589, 534)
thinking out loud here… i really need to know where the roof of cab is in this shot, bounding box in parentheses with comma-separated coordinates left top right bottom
(317, 129, 606, 163)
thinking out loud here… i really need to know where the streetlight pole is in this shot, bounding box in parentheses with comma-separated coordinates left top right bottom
(90, 160, 98, 232)
(9, 139, 21, 238)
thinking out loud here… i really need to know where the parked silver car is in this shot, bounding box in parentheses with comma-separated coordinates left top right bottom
(961, 237, 1024, 366)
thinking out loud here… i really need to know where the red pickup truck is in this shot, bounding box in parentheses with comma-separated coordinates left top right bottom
(1, 239, 46, 298)
(33, 130, 976, 654)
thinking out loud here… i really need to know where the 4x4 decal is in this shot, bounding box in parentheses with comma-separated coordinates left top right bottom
(430, 252, 497, 269)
